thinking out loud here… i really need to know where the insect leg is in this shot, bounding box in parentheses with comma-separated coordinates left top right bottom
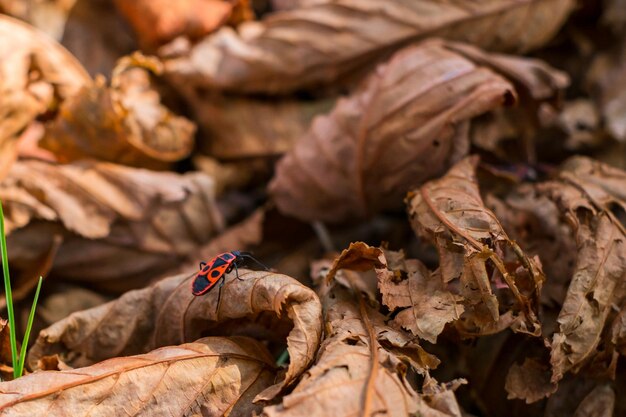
(215, 276, 225, 316)
(199, 261, 207, 269)
(235, 262, 244, 281)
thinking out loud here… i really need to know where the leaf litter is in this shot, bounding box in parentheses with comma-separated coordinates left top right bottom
(0, 1, 625, 416)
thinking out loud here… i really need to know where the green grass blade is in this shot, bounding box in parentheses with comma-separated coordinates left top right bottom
(276, 348, 290, 366)
(0, 201, 18, 378)
(16, 276, 43, 378)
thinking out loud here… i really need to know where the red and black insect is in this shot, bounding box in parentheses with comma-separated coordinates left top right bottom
(191, 251, 267, 302)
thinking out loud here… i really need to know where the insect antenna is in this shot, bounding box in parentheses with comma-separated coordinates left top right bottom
(239, 253, 269, 271)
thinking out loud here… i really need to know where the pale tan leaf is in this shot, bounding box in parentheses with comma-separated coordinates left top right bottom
(261, 285, 461, 417)
(269, 40, 518, 222)
(1, 160, 223, 292)
(0, 15, 90, 180)
(0, 0, 76, 40)
(163, 0, 574, 93)
(1, 337, 275, 416)
(28, 270, 322, 401)
(407, 156, 544, 336)
(41, 53, 196, 168)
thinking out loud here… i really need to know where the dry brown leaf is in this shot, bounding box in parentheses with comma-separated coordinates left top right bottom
(193, 155, 274, 194)
(269, 40, 520, 223)
(28, 269, 322, 401)
(324, 242, 465, 343)
(163, 0, 574, 93)
(534, 157, 626, 384)
(192, 94, 334, 160)
(572, 385, 615, 417)
(548, 216, 624, 382)
(0, 319, 12, 379)
(58, 0, 137, 77)
(41, 53, 196, 168)
(500, 157, 626, 403)
(261, 284, 462, 417)
(324, 241, 385, 301)
(609, 308, 626, 357)
(407, 156, 544, 337)
(505, 358, 557, 404)
(588, 39, 626, 143)
(269, 0, 328, 12)
(187, 207, 265, 268)
(0, 15, 90, 180)
(487, 187, 578, 311)
(113, 0, 244, 49)
(36, 285, 112, 326)
(1, 336, 275, 416)
(379, 250, 465, 344)
(1, 159, 224, 292)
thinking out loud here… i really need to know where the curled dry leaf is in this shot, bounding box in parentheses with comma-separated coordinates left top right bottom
(323, 241, 386, 301)
(535, 157, 626, 384)
(269, 40, 519, 223)
(113, 0, 252, 49)
(41, 53, 196, 169)
(407, 156, 544, 336)
(0, 15, 90, 179)
(1, 159, 223, 292)
(163, 0, 574, 93)
(262, 284, 462, 417)
(28, 269, 322, 401)
(2, 337, 276, 416)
